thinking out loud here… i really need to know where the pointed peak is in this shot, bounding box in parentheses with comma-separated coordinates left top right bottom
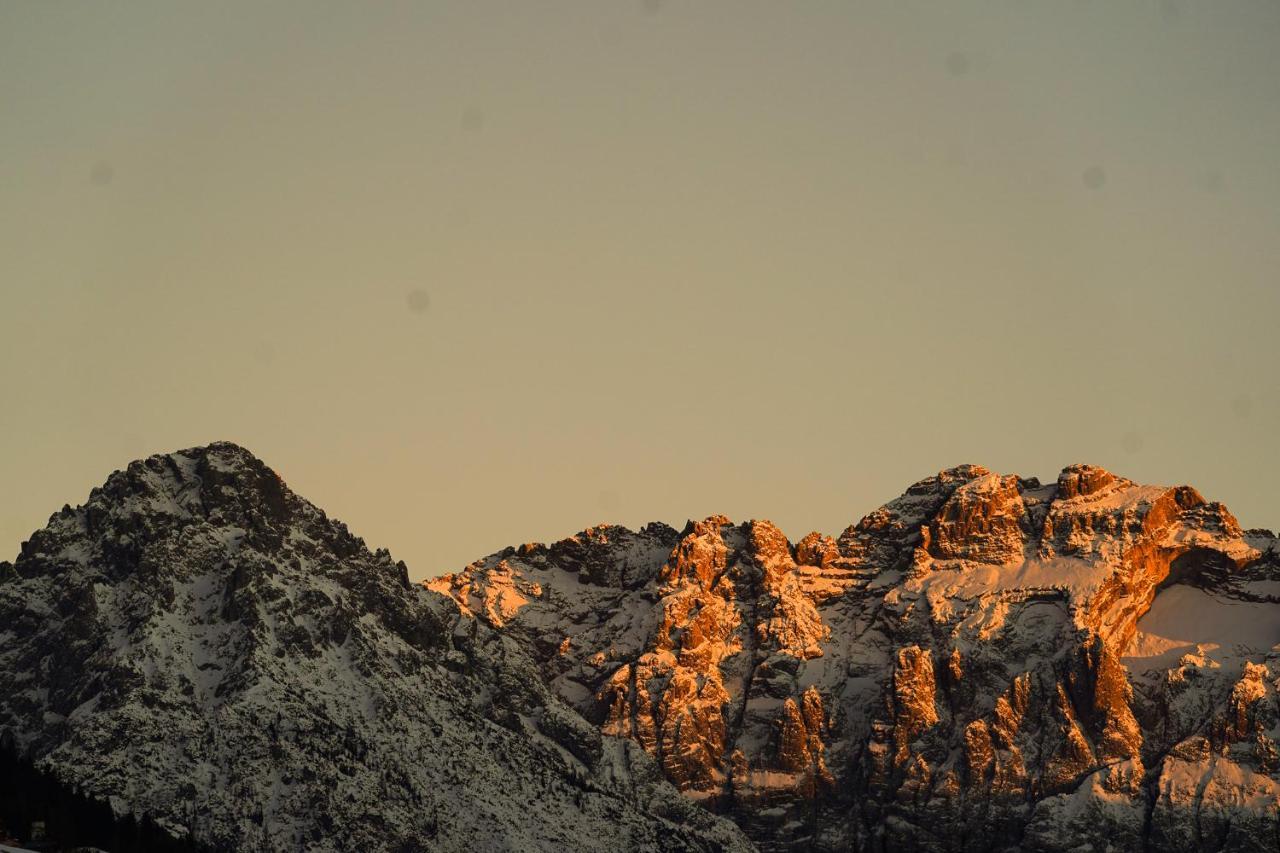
(902, 464, 992, 497)
(745, 519, 792, 560)
(939, 463, 993, 480)
(795, 531, 839, 568)
(75, 441, 297, 535)
(678, 515, 736, 537)
(101, 441, 279, 492)
(745, 518, 786, 537)
(167, 440, 275, 473)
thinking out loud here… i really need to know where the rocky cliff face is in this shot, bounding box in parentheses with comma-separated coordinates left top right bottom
(0, 443, 752, 853)
(431, 463, 1280, 852)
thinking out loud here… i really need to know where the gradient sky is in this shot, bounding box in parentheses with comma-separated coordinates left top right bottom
(3, 1, 1279, 580)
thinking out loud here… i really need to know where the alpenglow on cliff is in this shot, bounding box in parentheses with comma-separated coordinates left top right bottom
(4, 445, 1280, 852)
(432, 463, 1280, 852)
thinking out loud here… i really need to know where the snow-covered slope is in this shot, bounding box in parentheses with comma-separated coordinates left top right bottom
(432, 464, 1280, 852)
(0, 443, 752, 853)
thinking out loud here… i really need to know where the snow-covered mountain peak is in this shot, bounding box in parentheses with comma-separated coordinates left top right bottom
(0, 445, 753, 852)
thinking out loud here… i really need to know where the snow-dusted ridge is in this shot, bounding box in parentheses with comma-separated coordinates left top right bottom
(0, 443, 752, 853)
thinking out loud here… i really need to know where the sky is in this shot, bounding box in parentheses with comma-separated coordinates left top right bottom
(2, 1, 1278, 581)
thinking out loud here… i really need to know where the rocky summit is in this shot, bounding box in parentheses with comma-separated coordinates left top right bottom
(3, 447, 1280, 852)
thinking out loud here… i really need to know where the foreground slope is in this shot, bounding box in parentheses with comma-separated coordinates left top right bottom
(432, 464, 1280, 852)
(0, 443, 752, 853)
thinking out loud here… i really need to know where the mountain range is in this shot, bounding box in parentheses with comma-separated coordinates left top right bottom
(3, 443, 1279, 851)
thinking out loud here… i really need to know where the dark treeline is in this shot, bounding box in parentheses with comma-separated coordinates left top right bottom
(0, 734, 209, 853)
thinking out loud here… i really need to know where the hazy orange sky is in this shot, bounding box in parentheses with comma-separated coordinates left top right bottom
(3, 2, 1278, 580)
